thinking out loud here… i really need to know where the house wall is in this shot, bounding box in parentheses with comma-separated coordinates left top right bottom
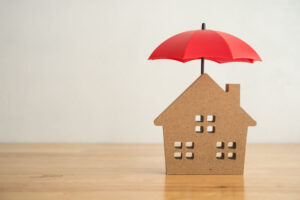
(162, 114, 248, 174)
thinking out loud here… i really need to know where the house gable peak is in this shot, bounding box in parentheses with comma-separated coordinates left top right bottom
(154, 74, 256, 126)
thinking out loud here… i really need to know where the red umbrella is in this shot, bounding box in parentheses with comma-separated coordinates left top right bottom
(149, 23, 261, 74)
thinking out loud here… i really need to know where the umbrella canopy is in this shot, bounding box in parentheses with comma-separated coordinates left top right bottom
(149, 27, 261, 64)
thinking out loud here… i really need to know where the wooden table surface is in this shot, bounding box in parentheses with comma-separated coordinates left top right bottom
(0, 144, 299, 200)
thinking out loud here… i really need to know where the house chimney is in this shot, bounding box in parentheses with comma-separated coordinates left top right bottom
(225, 84, 240, 105)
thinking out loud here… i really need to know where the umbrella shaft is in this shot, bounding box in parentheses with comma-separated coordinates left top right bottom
(201, 58, 204, 74)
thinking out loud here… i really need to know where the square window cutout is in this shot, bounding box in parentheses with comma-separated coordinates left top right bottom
(174, 141, 182, 148)
(216, 141, 224, 148)
(228, 142, 236, 149)
(216, 152, 224, 159)
(228, 152, 236, 159)
(207, 126, 215, 133)
(195, 126, 203, 133)
(185, 142, 194, 148)
(207, 115, 215, 122)
(186, 152, 194, 159)
(174, 152, 182, 159)
(195, 115, 203, 122)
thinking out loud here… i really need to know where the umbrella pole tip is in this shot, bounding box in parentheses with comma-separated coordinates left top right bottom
(202, 23, 206, 30)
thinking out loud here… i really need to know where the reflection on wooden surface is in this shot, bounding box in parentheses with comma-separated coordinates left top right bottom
(164, 175, 244, 200)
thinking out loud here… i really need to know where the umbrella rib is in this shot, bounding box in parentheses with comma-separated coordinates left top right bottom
(214, 31, 234, 60)
(182, 30, 198, 60)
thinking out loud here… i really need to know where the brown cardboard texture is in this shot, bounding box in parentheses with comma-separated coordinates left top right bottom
(155, 74, 256, 175)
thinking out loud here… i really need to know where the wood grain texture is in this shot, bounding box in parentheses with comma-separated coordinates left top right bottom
(0, 144, 299, 200)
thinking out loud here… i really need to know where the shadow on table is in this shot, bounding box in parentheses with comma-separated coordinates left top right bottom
(163, 175, 245, 199)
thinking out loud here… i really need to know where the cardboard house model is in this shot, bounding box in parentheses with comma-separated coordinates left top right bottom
(155, 74, 256, 175)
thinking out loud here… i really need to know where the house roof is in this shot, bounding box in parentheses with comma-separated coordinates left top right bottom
(154, 73, 256, 126)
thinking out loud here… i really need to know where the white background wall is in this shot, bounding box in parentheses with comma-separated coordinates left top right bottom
(0, 0, 299, 143)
